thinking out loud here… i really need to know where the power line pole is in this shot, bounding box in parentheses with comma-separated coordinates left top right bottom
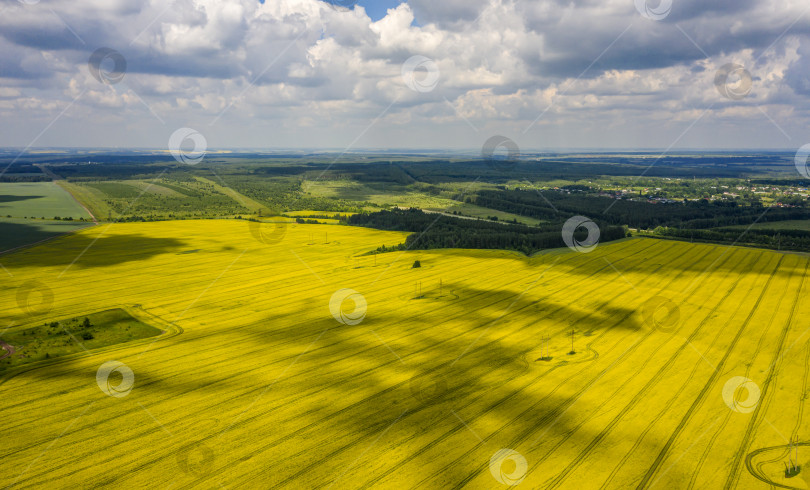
(569, 328, 575, 355)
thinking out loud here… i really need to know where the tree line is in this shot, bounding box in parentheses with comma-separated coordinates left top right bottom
(473, 189, 808, 230)
(348, 208, 627, 255)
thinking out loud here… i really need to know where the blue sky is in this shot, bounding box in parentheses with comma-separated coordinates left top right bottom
(356, 0, 405, 22)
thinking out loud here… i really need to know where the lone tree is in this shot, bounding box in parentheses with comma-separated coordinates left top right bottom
(82, 317, 91, 329)
(412, 260, 421, 268)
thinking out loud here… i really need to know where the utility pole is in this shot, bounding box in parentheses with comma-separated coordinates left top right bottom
(787, 436, 799, 475)
(540, 335, 551, 360)
(793, 436, 799, 472)
(790, 438, 793, 472)
(569, 328, 575, 355)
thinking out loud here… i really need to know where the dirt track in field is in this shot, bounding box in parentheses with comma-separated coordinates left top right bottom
(0, 340, 15, 360)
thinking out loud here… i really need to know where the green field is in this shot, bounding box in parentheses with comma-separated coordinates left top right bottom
(304, 180, 455, 209)
(0, 182, 92, 220)
(0, 308, 164, 371)
(73, 178, 250, 219)
(0, 218, 94, 252)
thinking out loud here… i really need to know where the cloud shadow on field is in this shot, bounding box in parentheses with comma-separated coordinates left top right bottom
(160, 280, 650, 488)
(0, 274, 662, 489)
(0, 342, 259, 400)
(0, 194, 43, 204)
(0, 220, 93, 252)
(1, 231, 189, 269)
(557, 239, 800, 281)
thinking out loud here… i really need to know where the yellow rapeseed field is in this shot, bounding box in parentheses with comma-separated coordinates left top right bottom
(1, 219, 809, 488)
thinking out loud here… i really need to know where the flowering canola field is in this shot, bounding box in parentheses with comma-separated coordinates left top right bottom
(1, 220, 809, 489)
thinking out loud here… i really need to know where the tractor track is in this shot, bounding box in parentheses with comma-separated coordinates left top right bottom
(546, 249, 763, 489)
(726, 258, 810, 489)
(435, 246, 726, 490)
(636, 254, 785, 488)
(689, 256, 803, 489)
(598, 250, 767, 489)
(66, 241, 662, 489)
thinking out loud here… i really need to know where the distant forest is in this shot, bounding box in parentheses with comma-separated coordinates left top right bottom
(473, 189, 809, 229)
(348, 208, 627, 255)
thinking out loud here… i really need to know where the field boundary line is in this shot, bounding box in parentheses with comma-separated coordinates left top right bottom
(0, 304, 182, 388)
